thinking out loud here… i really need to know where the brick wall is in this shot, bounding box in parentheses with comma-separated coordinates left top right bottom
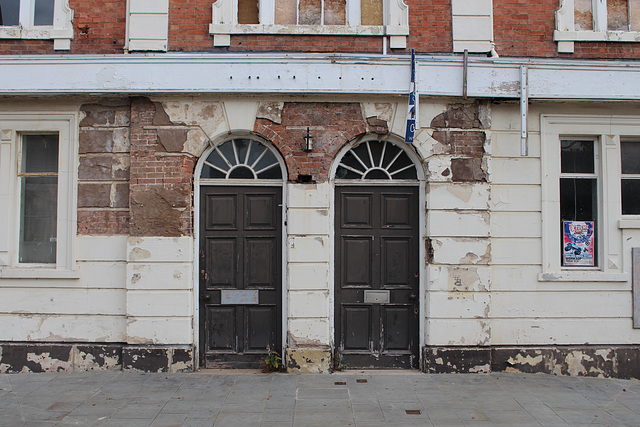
(0, 0, 126, 55)
(2, 0, 640, 58)
(128, 97, 194, 237)
(493, 0, 640, 59)
(77, 101, 131, 234)
(255, 102, 374, 182)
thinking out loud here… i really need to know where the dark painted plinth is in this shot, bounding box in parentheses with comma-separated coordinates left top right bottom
(0, 343, 194, 373)
(423, 345, 640, 380)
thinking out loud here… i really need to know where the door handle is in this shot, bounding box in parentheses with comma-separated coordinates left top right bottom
(200, 294, 211, 301)
(409, 293, 418, 303)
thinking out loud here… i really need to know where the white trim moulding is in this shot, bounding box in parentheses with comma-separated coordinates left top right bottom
(1, 54, 640, 100)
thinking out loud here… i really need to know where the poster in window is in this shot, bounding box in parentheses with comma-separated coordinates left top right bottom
(563, 221, 595, 266)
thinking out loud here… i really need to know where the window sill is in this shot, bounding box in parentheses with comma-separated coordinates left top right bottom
(554, 29, 640, 42)
(0, 26, 73, 50)
(0, 268, 80, 279)
(209, 23, 406, 36)
(619, 219, 640, 229)
(538, 271, 629, 282)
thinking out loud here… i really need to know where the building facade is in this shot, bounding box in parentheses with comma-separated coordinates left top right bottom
(0, 0, 639, 378)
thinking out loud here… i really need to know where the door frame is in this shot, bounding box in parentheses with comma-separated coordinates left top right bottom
(329, 135, 427, 368)
(193, 136, 288, 370)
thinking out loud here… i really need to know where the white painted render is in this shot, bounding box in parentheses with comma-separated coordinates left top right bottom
(0, 95, 638, 359)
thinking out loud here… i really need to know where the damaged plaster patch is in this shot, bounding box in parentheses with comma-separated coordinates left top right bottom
(256, 101, 284, 124)
(156, 128, 189, 152)
(431, 101, 491, 129)
(130, 186, 190, 237)
(362, 102, 394, 124)
(129, 247, 151, 261)
(446, 184, 474, 204)
(448, 267, 482, 299)
(183, 128, 210, 157)
(160, 101, 227, 138)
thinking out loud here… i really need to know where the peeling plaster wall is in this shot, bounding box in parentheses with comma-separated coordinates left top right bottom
(416, 100, 493, 348)
(0, 236, 128, 343)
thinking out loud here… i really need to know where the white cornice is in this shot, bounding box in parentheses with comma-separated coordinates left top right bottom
(0, 53, 639, 99)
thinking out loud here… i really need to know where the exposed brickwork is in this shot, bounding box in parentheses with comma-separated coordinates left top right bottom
(428, 102, 488, 182)
(2, 0, 640, 58)
(0, 0, 126, 54)
(78, 101, 131, 235)
(129, 97, 194, 237)
(493, 0, 640, 59)
(255, 102, 373, 182)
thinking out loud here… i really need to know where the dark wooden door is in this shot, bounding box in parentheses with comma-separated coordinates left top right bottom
(199, 186, 282, 368)
(335, 186, 419, 369)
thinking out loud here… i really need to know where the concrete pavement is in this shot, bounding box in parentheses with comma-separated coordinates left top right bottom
(0, 370, 639, 426)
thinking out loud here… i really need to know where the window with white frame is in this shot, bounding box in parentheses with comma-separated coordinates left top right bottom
(540, 115, 639, 282)
(209, 0, 409, 48)
(0, 113, 78, 278)
(621, 140, 640, 215)
(0, 0, 74, 50)
(556, 0, 640, 52)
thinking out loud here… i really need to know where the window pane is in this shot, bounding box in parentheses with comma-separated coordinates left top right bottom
(621, 141, 640, 174)
(630, 0, 640, 30)
(22, 134, 59, 173)
(560, 178, 597, 221)
(324, 0, 345, 25)
(0, 0, 19, 26)
(622, 179, 640, 214)
(275, 0, 297, 24)
(560, 178, 597, 267)
(299, 0, 321, 24)
(574, 0, 594, 30)
(361, 0, 383, 25)
(608, 0, 630, 30)
(34, 0, 54, 26)
(561, 140, 594, 174)
(238, 0, 259, 24)
(19, 176, 57, 264)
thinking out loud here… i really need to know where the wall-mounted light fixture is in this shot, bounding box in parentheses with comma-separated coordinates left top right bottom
(303, 127, 313, 152)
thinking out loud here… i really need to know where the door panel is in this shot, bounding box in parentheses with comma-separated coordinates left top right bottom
(343, 306, 372, 350)
(200, 186, 282, 368)
(335, 186, 419, 369)
(207, 238, 236, 287)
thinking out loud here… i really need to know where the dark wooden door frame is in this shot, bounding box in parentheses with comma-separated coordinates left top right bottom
(334, 185, 420, 369)
(198, 185, 284, 369)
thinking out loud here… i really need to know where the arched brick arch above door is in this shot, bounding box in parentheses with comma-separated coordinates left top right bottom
(254, 102, 393, 182)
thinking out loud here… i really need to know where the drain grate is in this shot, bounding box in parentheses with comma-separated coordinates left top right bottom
(405, 409, 421, 415)
(356, 379, 368, 383)
(334, 381, 347, 385)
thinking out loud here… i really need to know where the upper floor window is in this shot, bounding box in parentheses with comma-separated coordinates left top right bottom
(209, 0, 408, 48)
(0, 0, 53, 26)
(0, 0, 74, 50)
(556, 0, 640, 52)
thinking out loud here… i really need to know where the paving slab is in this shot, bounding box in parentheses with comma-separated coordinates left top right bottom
(0, 371, 638, 426)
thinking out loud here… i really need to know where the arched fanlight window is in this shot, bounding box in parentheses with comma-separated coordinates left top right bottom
(335, 140, 418, 180)
(200, 138, 283, 180)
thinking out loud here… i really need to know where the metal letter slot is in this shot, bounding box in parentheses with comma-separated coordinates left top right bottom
(221, 290, 259, 305)
(364, 290, 390, 304)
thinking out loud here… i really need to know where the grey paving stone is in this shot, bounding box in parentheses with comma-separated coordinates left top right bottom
(149, 413, 188, 426)
(295, 387, 349, 400)
(213, 412, 263, 426)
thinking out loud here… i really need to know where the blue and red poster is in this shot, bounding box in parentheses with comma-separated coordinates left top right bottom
(563, 221, 595, 266)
